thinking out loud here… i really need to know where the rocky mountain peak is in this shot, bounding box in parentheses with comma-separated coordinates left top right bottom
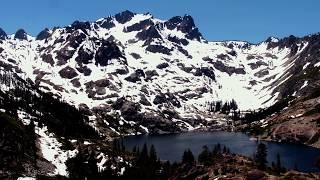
(115, 10, 136, 24)
(14, 29, 28, 40)
(165, 15, 202, 41)
(0, 27, 7, 40)
(36, 28, 51, 40)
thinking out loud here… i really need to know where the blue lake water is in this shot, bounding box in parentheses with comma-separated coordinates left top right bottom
(123, 131, 320, 172)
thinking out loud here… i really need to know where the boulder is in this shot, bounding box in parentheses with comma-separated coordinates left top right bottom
(59, 66, 78, 79)
(156, 62, 169, 69)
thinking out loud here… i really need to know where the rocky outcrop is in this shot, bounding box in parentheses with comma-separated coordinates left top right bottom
(66, 21, 91, 34)
(14, 29, 28, 40)
(156, 62, 169, 69)
(55, 48, 76, 66)
(66, 30, 86, 49)
(248, 60, 268, 70)
(213, 61, 245, 76)
(136, 26, 162, 42)
(97, 16, 115, 29)
(0, 28, 7, 40)
(75, 45, 94, 64)
(36, 28, 51, 40)
(165, 15, 202, 41)
(115, 10, 135, 24)
(130, 53, 141, 59)
(41, 53, 54, 66)
(95, 40, 124, 66)
(145, 70, 159, 80)
(59, 66, 78, 79)
(193, 67, 216, 80)
(168, 35, 189, 46)
(76, 65, 92, 76)
(125, 69, 145, 83)
(146, 45, 172, 55)
(153, 92, 181, 108)
(124, 19, 154, 32)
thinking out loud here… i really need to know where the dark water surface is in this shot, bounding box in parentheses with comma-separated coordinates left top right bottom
(123, 131, 320, 172)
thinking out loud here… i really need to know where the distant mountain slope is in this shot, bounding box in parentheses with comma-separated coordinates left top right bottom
(0, 10, 320, 136)
(1, 10, 320, 178)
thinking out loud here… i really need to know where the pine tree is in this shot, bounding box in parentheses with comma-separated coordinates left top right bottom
(182, 149, 195, 164)
(149, 144, 157, 163)
(276, 153, 282, 174)
(198, 145, 212, 165)
(138, 143, 149, 165)
(255, 143, 268, 170)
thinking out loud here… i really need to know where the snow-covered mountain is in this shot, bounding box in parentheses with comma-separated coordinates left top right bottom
(1, 10, 320, 135)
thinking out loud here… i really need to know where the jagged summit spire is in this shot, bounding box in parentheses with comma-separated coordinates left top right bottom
(36, 28, 50, 40)
(165, 14, 203, 41)
(14, 29, 28, 40)
(0, 27, 7, 40)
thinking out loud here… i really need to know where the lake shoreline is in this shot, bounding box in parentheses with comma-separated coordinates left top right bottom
(123, 131, 320, 173)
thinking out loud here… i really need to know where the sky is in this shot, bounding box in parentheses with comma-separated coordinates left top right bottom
(0, 0, 320, 43)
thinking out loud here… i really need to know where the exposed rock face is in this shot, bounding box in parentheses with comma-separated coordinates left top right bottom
(14, 29, 28, 40)
(146, 45, 172, 55)
(59, 66, 78, 79)
(136, 26, 162, 42)
(66, 30, 86, 49)
(115, 10, 135, 24)
(76, 65, 92, 76)
(0, 28, 7, 40)
(139, 94, 152, 106)
(168, 35, 189, 46)
(193, 67, 216, 80)
(156, 62, 169, 69)
(153, 92, 181, 108)
(145, 70, 159, 80)
(36, 28, 51, 40)
(130, 53, 141, 59)
(71, 78, 81, 88)
(248, 60, 268, 70)
(165, 15, 202, 41)
(254, 69, 269, 78)
(67, 21, 91, 33)
(75, 45, 94, 64)
(125, 19, 154, 32)
(95, 40, 124, 66)
(125, 69, 145, 83)
(2, 11, 320, 146)
(55, 48, 76, 66)
(41, 53, 54, 66)
(97, 16, 115, 29)
(213, 61, 245, 75)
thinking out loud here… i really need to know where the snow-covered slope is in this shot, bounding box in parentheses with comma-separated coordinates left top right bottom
(0, 10, 319, 134)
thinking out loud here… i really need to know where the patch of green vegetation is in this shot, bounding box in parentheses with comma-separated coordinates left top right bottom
(0, 112, 23, 131)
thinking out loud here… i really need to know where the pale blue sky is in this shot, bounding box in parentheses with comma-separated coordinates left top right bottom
(0, 0, 319, 43)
